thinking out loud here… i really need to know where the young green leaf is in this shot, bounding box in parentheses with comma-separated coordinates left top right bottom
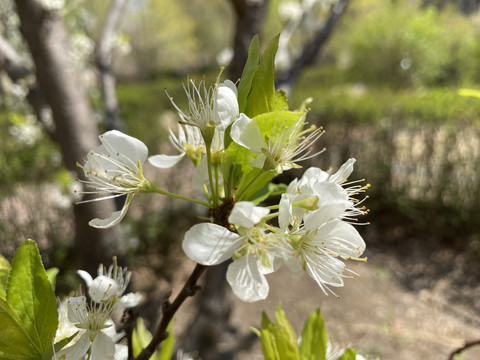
(272, 304, 300, 360)
(132, 318, 153, 358)
(299, 308, 328, 360)
(244, 34, 280, 118)
(158, 320, 175, 360)
(238, 35, 260, 113)
(6, 240, 58, 355)
(45, 268, 59, 290)
(0, 298, 40, 359)
(0, 254, 10, 300)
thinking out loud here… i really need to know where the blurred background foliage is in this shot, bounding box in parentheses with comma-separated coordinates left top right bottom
(1, 0, 480, 284)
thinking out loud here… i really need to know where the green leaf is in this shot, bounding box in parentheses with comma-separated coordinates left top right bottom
(253, 110, 303, 135)
(299, 309, 328, 360)
(337, 348, 357, 360)
(6, 240, 58, 355)
(238, 35, 260, 113)
(0, 254, 11, 301)
(244, 34, 280, 118)
(45, 268, 59, 290)
(273, 90, 289, 112)
(237, 168, 276, 202)
(0, 298, 40, 359)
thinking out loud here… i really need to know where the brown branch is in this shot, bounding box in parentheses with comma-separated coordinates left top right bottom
(95, 0, 127, 131)
(276, 0, 350, 94)
(135, 264, 207, 360)
(448, 338, 480, 360)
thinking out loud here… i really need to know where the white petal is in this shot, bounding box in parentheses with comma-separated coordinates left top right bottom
(91, 331, 116, 360)
(56, 332, 90, 360)
(329, 158, 356, 184)
(89, 194, 133, 229)
(230, 113, 264, 153)
(216, 80, 239, 129)
(89, 275, 119, 303)
(182, 223, 242, 265)
(66, 296, 88, 324)
(278, 193, 294, 230)
(226, 254, 269, 302)
(100, 130, 148, 166)
(148, 153, 185, 168)
(314, 220, 366, 259)
(228, 201, 269, 228)
(114, 344, 129, 360)
(118, 292, 143, 308)
(76, 270, 93, 287)
(305, 254, 345, 290)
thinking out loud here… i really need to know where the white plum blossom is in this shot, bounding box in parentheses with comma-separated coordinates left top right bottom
(182, 201, 281, 302)
(54, 296, 116, 360)
(77, 259, 142, 307)
(278, 159, 368, 295)
(230, 112, 324, 173)
(76, 130, 152, 229)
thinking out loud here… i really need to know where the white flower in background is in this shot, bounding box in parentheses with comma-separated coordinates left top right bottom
(167, 72, 239, 141)
(41, 0, 65, 10)
(176, 349, 198, 360)
(77, 259, 142, 307)
(231, 113, 324, 173)
(183, 201, 282, 302)
(76, 130, 151, 229)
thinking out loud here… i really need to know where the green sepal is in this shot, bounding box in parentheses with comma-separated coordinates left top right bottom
(41, 332, 79, 360)
(0, 298, 40, 359)
(0, 254, 11, 300)
(337, 348, 357, 360)
(299, 308, 328, 360)
(6, 240, 58, 355)
(238, 35, 260, 114)
(244, 34, 280, 118)
(249, 182, 287, 205)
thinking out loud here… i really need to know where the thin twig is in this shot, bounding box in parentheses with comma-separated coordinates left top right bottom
(121, 308, 138, 360)
(135, 263, 207, 360)
(448, 338, 480, 360)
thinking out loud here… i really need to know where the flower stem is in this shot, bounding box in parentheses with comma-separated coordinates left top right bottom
(135, 263, 207, 360)
(150, 186, 212, 208)
(205, 145, 218, 206)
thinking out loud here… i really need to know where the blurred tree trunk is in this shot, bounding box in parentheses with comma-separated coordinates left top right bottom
(276, 0, 349, 95)
(96, 0, 127, 132)
(228, 0, 269, 81)
(13, 0, 119, 273)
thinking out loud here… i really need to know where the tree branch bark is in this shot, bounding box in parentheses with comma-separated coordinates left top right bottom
(276, 0, 350, 95)
(13, 0, 119, 272)
(96, 0, 127, 131)
(228, 0, 269, 81)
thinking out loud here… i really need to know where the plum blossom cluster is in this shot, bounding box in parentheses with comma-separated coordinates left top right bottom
(54, 259, 141, 360)
(76, 66, 368, 303)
